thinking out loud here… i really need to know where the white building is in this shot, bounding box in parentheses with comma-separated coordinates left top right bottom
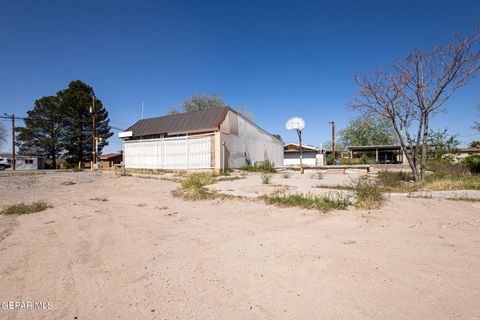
(283, 143, 322, 166)
(0, 153, 45, 170)
(119, 107, 283, 170)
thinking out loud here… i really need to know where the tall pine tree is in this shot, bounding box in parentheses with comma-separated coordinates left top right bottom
(16, 96, 64, 168)
(58, 80, 112, 165)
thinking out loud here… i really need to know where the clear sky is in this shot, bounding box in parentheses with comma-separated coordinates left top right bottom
(1, 0, 479, 153)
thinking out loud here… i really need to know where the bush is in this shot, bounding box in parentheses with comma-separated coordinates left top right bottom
(464, 154, 480, 175)
(326, 154, 334, 165)
(377, 171, 412, 188)
(261, 173, 272, 184)
(173, 172, 217, 200)
(310, 172, 324, 179)
(282, 173, 291, 179)
(239, 162, 276, 173)
(262, 192, 351, 212)
(1, 201, 53, 215)
(180, 172, 215, 189)
(353, 182, 383, 209)
(426, 161, 468, 177)
(339, 158, 362, 165)
(360, 154, 370, 164)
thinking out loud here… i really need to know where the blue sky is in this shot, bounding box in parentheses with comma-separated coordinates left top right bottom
(1, 0, 479, 153)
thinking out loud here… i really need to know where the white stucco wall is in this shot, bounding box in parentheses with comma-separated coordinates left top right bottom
(218, 111, 284, 168)
(283, 152, 317, 166)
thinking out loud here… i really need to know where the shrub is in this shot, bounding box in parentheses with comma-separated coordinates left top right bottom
(173, 172, 217, 200)
(310, 172, 324, 180)
(326, 154, 334, 165)
(353, 182, 383, 209)
(464, 154, 480, 175)
(426, 161, 467, 177)
(339, 158, 362, 165)
(261, 173, 272, 184)
(262, 192, 351, 212)
(239, 162, 276, 173)
(377, 171, 412, 188)
(360, 154, 370, 164)
(1, 201, 53, 215)
(282, 173, 291, 179)
(180, 172, 215, 189)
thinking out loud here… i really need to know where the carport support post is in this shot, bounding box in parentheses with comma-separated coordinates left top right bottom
(297, 129, 304, 174)
(375, 148, 379, 163)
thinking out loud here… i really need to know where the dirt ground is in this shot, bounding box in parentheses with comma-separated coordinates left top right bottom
(0, 171, 479, 320)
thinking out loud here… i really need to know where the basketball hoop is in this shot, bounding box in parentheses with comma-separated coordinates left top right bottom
(286, 117, 306, 174)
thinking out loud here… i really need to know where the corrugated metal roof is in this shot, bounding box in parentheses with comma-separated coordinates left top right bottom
(125, 107, 228, 137)
(100, 153, 122, 160)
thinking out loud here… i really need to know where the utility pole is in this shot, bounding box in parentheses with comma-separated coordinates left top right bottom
(297, 128, 304, 174)
(329, 121, 335, 164)
(91, 95, 96, 169)
(11, 113, 15, 171)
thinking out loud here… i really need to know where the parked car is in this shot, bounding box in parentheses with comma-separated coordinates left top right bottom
(0, 157, 11, 170)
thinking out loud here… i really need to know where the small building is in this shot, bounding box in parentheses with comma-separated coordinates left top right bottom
(456, 147, 480, 160)
(0, 153, 45, 170)
(283, 143, 322, 166)
(119, 107, 283, 170)
(347, 145, 406, 164)
(99, 152, 123, 168)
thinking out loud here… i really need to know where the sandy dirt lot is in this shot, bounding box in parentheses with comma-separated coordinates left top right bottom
(0, 171, 479, 320)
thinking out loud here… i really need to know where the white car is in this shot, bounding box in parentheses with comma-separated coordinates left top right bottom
(0, 157, 11, 170)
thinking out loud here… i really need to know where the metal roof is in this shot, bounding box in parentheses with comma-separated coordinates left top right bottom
(125, 107, 229, 137)
(283, 143, 319, 152)
(100, 152, 122, 160)
(347, 145, 403, 151)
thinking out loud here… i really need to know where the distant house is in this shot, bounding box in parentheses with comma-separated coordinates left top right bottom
(283, 143, 322, 166)
(119, 107, 283, 170)
(100, 152, 123, 168)
(456, 147, 480, 160)
(347, 145, 406, 164)
(0, 153, 45, 170)
(347, 145, 480, 164)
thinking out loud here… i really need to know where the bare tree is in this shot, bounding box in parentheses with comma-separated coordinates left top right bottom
(353, 30, 480, 180)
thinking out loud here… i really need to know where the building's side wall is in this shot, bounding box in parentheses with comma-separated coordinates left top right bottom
(283, 152, 317, 166)
(216, 111, 284, 169)
(15, 158, 40, 170)
(123, 134, 215, 169)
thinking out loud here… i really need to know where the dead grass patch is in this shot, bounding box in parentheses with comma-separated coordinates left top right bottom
(1, 201, 53, 215)
(262, 192, 351, 213)
(353, 182, 384, 209)
(91, 197, 108, 202)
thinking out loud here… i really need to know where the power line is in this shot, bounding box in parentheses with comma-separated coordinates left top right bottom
(0, 115, 125, 131)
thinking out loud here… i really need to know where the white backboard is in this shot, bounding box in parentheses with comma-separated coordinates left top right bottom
(285, 117, 305, 130)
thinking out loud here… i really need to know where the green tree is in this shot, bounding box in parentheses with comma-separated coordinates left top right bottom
(427, 129, 460, 163)
(58, 80, 112, 166)
(469, 141, 480, 148)
(182, 94, 226, 112)
(16, 96, 64, 168)
(170, 93, 254, 120)
(338, 118, 398, 147)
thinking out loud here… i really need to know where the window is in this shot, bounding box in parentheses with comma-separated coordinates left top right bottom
(25, 159, 34, 164)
